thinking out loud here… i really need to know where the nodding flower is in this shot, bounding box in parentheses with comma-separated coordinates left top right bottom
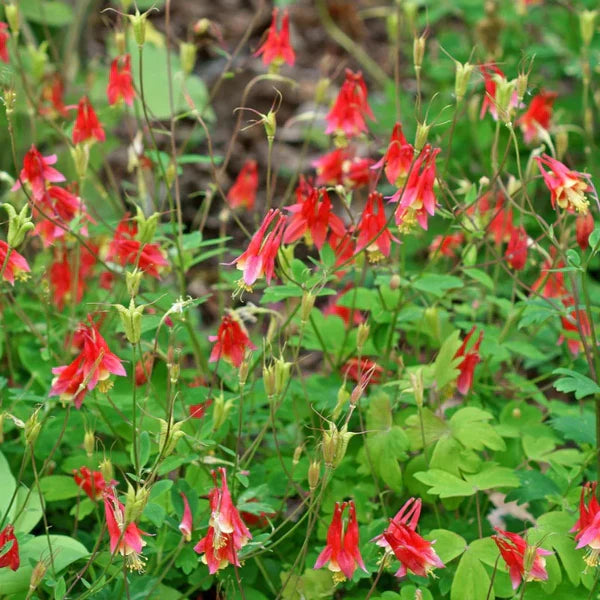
(454, 326, 483, 395)
(355, 191, 395, 263)
(0, 525, 19, 571)
(209, 313, 257, 368)
(571, 482, 600, 568)
(372, 122, 415, 187)
(0, 241, 30, 285)
(518, 91, 557, 144)
(107, 54, 135, 106)
(254, 8, 295, 68)
(72, 97, 106, 145)
(12, 145, 66, 202)
(227, 160, 258, 210)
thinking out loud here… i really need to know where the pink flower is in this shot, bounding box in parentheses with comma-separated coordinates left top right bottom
(194, 468, 252, 573)
(373, 122, 415, 186)
(315, 501, 367, 582)
(325, 70, 374, 138)
(179, 492, 193, 542)
(107, 55, 135, 106)
(355, 191, 394, 262)
(254, 8, 295, 67)
(209, 314, 256, 368)
(0, 241, 30, 285)
(12, 145, 66, 202)
(454, 326, 483, 395)
(232, 209, 286, 289)
(576, 212, 595, 251)
(535, 154, 590, 214)
(571, 482, 600, 567)
(429, 233, 465, 258)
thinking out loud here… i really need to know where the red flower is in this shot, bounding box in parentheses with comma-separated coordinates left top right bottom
(356, 191, 394, 262)
(505, 225, 528, 270)
(392, 145, 440, 231)
(284, 185, 346, 250)
(314, 501, 367, 582)
(73, 467, 107, 501)
(0, 524, 19, 571)
(39, 74, 68, 118)
(0, 241, 30, 285)
(12, 145, 66, 201)
(0, 22, 10, 64)
(134, 352, 154, 386)
(518, 91, 557, 143)
(535, 154, 590, 214)
(329, 231, 355, 277)
(232, 208, 286, 289)
(576, 211, 595, 251)
(194, 468, 252, 574)
(342, 358, 383, 385)
(429, 233, 465, 257)
(107, 215, 168, 278)
(49, 245, 97, 310)
(343, 157, 375, 189)
(559, 296, 591, 357)
(531, 251, 567, 299)
(313, 148, 351, 186)
(227, 160, 258, 210)
(454, 326, 483, 395)
(189, 399, 213, 419)
(492, 528, 551, 590)
(372, 497, 444, 578)
(254, 8, 295, 67)
(72, 97, 106, 145)
(49, 318, 126, 408)
(571, 482, 600, 567)
(480, 64, 519, 120)
(373, 122, 415, 186)
(107, 55, 135, 106)
(209, 314, 257, 368)
(179, 492, 193, 542)
(325, 69, 374, 138)
(104, 488, 148, 572)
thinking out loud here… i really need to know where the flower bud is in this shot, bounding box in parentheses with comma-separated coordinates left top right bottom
(454, 61, 473, 102)
(580, 10, 597, 48)
(29, 560, 47, 592)
(315, 77, 330, 104)
(516, 72, 528, 104)
(129, 10, 148, 47)
(264, 110, 276, 141)
(28, 43, 48, 81)
(356, 322, 370, 354)
(263, 364, 276, 397)
(413, 34, 426, 71)
(322, 422, 353, 468)
(274, 357, 291, 396)
(125, 483, 150, 523)
(180, 42, 197, 76)
(6, 4, 19, 35)
(99, 457, 114, 482)
(126, 269, 143, 297)
(24, 408, 41, 446)
(512, 407, 521, 419)
(4, 88, 16, 115)
(308, 460, 321, 491)
(193, 18, 211, 35)
(134, 206, 160, 244)
(70, 143, 90, 180)
(165, 162, 177, 188)
(168, 349, 180, 384)
(409, 369, 424, 408)
(238, 355, 250, 386)
(332, 385, 350, 420)
(2, 203, 34, 248)
(115, 31, 127, 55)
(495, 77, 516, 123)
(293, 445, 303, 465)
(212, 393, 233, 431)
(390, 274, 401, 290)
(300, 291, 315, 323)
(159, 418, 184, 457)
(84, 429, 95, 457)
(115, 299, 144, 345)
(415, 121, 431, 152)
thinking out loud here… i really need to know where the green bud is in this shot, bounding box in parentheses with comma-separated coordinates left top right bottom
(159, 418, 184, 457)
(322, 422, 353, 468)
(115, 31, 126, 55)
(264, 110, 276, 141)
(5, 4, 19, 36)
(115, 299, 144, 345)
(28, 43, 48, 82)
(454, 61, 473, 102)
(180, 42, 197, 76)
(4, 88, 16, 115)
(126, 269, 143, 297)
(212, 393, 233, 431)
(70, 144, 90, 180)
(580, 10, 597, 48)
(84, 429, 95, 457)
(99, 457, 114, 482)
(516, 72, 528, 104)
(263, 364, 276, 397)
(293, 445, 303, 465)
(308, 460, 321, 491)
(356, 322, 370, 354)
(462, 243, 478, 267)
(24, 408, 41, 447)
(125, 483, 149, 523)
(332, 385, 350, 420)
(274, 357, 291, 395)
(415, 121, 431, 152)
(129, 10, 147, 47)
(300, 291, 315, 323)
(413, 34, 426, 71)
(2, 203, 34, 248)
(495, 77, 516, 123)
(315, 78, 330, 104)
(134, 206, 160, 244)
(409, 369, 424, 408)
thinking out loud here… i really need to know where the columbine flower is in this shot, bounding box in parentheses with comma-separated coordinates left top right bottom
(73, 467, 107, 501)
(254, 8, 295, 68)
(313, 149, 351, 186)
(559, 297, 591, 357)
(518, 91, 557, 144)
(454, 326, 483, 395)
(535, 154, 590, 214)
(314, 501, 367, 583)
(576, 212, 595, 251)
(49, 245, 97, 311)
(209, 313, 256, 368)
(0, 22, 9, 64)
(392, 145, 440, 232)
(355, 191, 394, 262)
(72, 97, 106, 145)
(107, 215, 168, 278)
(325, 69, 374, 138)
(342, 358, 383, 385)
(429, 233, 465, 258)
(0, 524, 19, 571)
(492, 528, 551, 590)
(571, 482, 600, 567)
(49, 319, 126, 408)
(12, 145, 66, 202)
(373, 122, 415, 186)
(227, 160, 258, 210)
(531, 251, 567, 299)
(372, 497, 444, 578)
(104, 489, 148, 572)
(479, 64, 519, 121)
(134, 352, 154, 386)
(39, 74, 68, 118)
(194, 467, 252, 574)
(179, 492, 193, 542)
(231, 208, 286, 290)
(0, 241, 30, 285)
(284, 185, 346, 250)
(107, 55, 135, 106)
(505, 225, 528, 270)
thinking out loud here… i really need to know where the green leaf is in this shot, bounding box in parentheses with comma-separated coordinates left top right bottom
(451, 547, 491, 600)
(450, 407, 505, 452)
(505, 470, 561, 503)
(12, 485, 43, 534)
(19, 0, 74, 27)
(413, 274, 464, 298)
(414, 469, 475, 498)
(426, 529, 467, 563)
(0, 535, 88, 596)
(149, 479, 173, 500)
(463, 268, 494, 290)
(139, 430, 151, 467)
(552, 368, 600, 399)
(39, 475, 81, 501)
(0, 451, 17, 521)
(432, 330, 462, 390)
(551, 412, 595, 445)
(463, 465, 519, 491)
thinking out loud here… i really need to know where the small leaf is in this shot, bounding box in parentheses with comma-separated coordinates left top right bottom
(552, 368, 600, 399)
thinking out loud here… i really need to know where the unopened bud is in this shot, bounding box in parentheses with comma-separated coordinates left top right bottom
(165, 162, 177, 188)
(5, 4, 19, 36)
(159, 418, 184, 457)
(134, 206, 160, 244)
(4, 88, 16, 115)
(263, 364, 276, 397)
(125, 483, 150, 523)
(129, 10, 147, 47)
(332, 385, 350, 420)
(356, 322, 370, 354)
(24, 408, 41, 446)
(239, 355, 250, 386)
(415, 121, 430, 152)
(516, 72, 528, 104)
(512, 407, 521, 419)
(413, 34, 426, 71)
(115, 299, 144, 345)
(390, 274, 401, 290)
(580, 10, 597, 48)
(308, 460, 321, 491)
(28, 43, 48, 81)
(70, 144, 90, 180)
(454, 61, 473, 102)
(300, 291, 315, 323)
(495, 77, 516, 123)
(2, 203, 34, 248)
(29, 560, 47, 592)
(168, 349, 180, 384)
(84, 429, 95, 457)
(322, 422, 353, 468)
(293, 445, 303, 465)
(264, 110, 276, 141)
(274, 357, 291, 395)
(315, 78, 330, 104)
(126, 269, 143, 297)
(193, 18, 211, 35)
(212, 393, 233, 431)
(409, 369, 424, 407)
(99, 457, 114, 482)
(180, 42, 197, 76)
(115, 31, 126, 55)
